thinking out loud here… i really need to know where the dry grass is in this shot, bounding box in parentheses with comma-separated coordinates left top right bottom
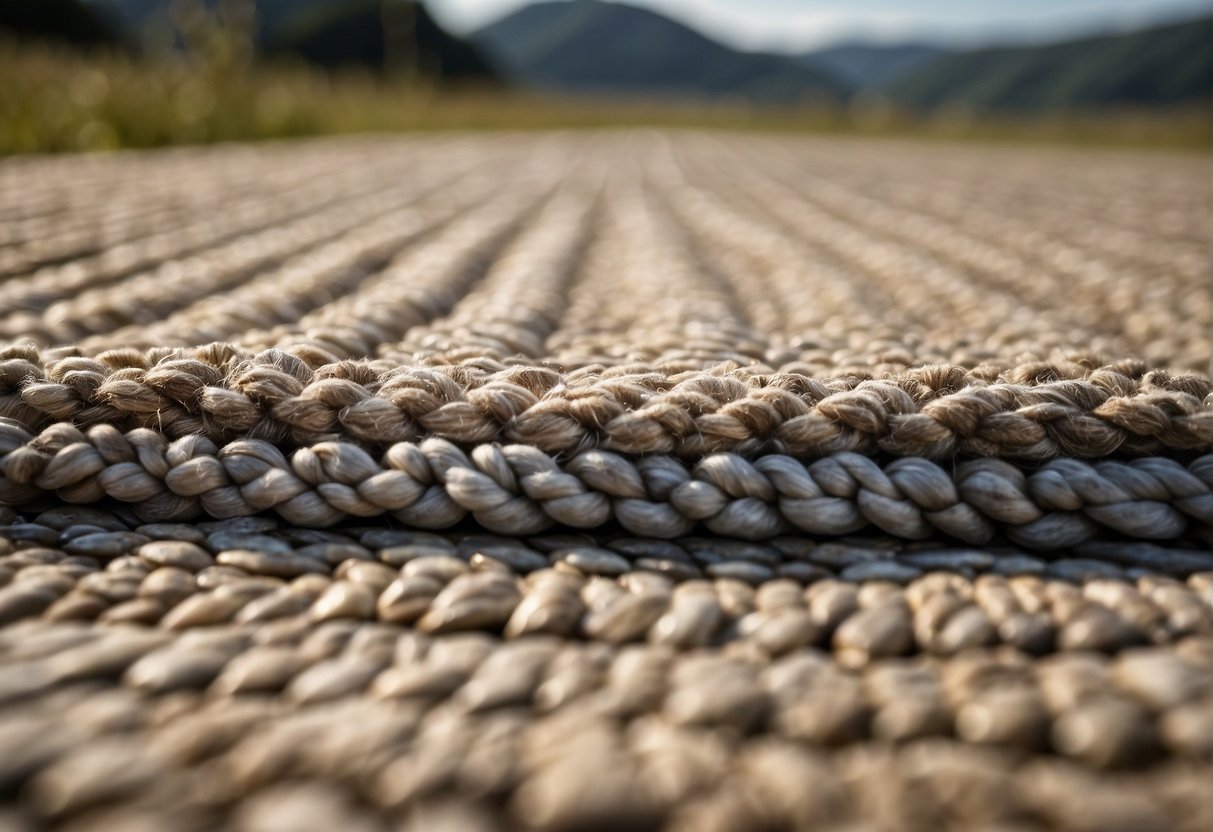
(1, 38, 1208, 154)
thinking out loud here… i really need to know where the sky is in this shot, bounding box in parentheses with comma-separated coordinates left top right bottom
(427, 0, 1211, 51)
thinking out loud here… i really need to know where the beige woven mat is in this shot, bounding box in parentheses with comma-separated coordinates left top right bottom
(0, 132, 1210, 831)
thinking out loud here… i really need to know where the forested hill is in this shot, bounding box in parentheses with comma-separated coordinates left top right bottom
(888, 15, 1212, 111)
(0, 0, 118, 47)
(80, 0, 497, 81)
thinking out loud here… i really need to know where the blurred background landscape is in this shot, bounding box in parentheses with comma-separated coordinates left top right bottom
(0, 0, 1209, 153)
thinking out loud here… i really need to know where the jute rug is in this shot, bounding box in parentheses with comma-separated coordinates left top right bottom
(0, 132, 1210, 831)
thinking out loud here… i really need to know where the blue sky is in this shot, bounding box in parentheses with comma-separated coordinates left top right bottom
(429, 0, 1210, 50)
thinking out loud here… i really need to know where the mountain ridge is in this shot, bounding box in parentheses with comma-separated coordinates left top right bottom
(887, 14, 1212, 111)
(801, 42, 948, 90)
(473, 0, 847, 104)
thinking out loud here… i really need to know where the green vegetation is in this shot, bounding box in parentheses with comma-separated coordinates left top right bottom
(473, 0, 845, 105)
(0, 0, 501, 152)
(1, 40, 404, 152)
(889, 15, 1213, 112)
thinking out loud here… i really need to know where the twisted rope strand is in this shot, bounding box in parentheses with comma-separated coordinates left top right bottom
(0, 141, 474, 325)
(1, 348, 1209, 459)
(2, 420, 1210, 548)
(37, 156, 497, 347)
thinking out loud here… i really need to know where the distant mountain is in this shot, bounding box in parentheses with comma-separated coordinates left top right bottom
(802, 43, 947, 90)
(85, 0, 497, 81)
(889, 15, 1213, 111)
(264, 0, 496, 80)
(1, 0, 118, 46)
(473, 0, 846, 104)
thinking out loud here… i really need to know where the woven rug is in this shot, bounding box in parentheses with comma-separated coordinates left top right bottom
(0, 132, 1210, 831)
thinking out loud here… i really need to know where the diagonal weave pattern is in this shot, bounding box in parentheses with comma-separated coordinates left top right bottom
(0, 132, 1211, 831)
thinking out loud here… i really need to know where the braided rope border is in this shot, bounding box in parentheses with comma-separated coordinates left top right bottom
(2, 420, 1211, 549)
(1, 350, 1210, 460)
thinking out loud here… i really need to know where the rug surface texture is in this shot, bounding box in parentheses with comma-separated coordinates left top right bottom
(0, 132, 1210, 831)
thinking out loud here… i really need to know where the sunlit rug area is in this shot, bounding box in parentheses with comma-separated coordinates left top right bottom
(0, 132, 1210, 831)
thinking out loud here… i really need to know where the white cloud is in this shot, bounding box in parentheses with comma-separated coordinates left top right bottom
(429, 0, 1209, 52)
(637, 2, 934, 51)
(429, 0, 531, 32)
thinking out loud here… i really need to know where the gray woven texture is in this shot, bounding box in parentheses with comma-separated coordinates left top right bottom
(3, 422, 1213, 547)
(0, 132, 1210, 831)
